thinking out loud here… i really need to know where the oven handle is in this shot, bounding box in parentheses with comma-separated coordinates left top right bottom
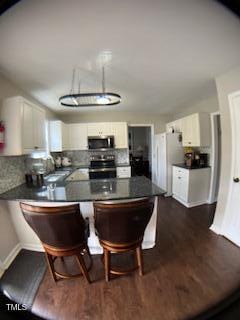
(89, 168, 117, 173)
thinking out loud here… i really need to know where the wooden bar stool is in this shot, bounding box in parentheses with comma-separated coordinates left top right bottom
(93, 197, 154, 281)
(20, 203, 92, 284)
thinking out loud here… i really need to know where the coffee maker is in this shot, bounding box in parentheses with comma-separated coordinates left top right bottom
(184, 152, 195, 167)
(199, 153, 208, 167)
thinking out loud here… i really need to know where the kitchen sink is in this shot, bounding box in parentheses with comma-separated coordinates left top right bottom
(44, 171, 71, 182)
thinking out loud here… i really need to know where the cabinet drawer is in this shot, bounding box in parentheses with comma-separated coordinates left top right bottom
(173, 167, 188, 179)
(116, 166, 131, 178)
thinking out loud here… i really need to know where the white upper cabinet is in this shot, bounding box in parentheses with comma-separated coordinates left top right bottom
(166, 119, 182, 133)
(68, 123, 88, 150)
(112, 122, 128, 148)
(181, 113, 210, 147)
(33, 107, 46, 150)
(48, 121, 128, 151)
(49, 120, 69, 152)
(1, 96, 46, 155)
(87, 122, 113, 136)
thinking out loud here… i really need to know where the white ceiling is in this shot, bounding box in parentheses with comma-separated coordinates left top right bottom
(0, 0, 240, 115)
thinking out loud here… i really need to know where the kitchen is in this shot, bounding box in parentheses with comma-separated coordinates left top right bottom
(0, 1, 240, 320)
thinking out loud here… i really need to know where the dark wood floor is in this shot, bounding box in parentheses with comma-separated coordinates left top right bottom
(32, 197, 240, 320)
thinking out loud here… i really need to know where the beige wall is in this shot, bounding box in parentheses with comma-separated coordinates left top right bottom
(172, 94, 219, 120)
(212, 66, 240, 230)
(0, 201, 19, 267)
(0, 73, 58, 268)
(59, 111, 172, 134)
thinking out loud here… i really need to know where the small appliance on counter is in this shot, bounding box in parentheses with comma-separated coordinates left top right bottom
(199, 153, 208, 167)
(25, 173, 44, 187)
(25, 154, 55, 186)
(184, 151, 208, 168)
(184, 152, 196, 167)
(61, 156, 72, 167)
(54, 156, 62, 168)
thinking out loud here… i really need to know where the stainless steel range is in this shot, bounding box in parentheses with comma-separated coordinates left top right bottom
(89, 154, 116, 179)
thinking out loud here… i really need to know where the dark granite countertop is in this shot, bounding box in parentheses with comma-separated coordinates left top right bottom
(0, 177, 165, 202)
(173, 163, 211, 170)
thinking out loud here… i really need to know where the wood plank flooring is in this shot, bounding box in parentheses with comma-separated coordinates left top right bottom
(32, 197, 240, 320)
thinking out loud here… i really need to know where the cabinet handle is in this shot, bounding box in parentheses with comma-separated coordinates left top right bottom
(188, 142, 191, 144)
(178, 177, 181, 179)
(34, 146, 39, 150)
(233, 177, 239, 183)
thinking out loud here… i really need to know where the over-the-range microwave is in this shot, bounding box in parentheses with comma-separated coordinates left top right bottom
(88, 136, 115, 151)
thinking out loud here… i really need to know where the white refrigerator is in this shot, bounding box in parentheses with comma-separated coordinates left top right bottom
(153, 132, 184, 196)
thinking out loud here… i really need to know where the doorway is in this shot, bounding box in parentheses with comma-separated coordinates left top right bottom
(128, 125, 154, 179)
(221, 91, 240, 245)
(209, 112, 221, 203)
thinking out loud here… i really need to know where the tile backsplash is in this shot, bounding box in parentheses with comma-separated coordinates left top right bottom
(52, 149, 129, 166)
(0, 149, 129, 194)
(0, 155, 26, 194)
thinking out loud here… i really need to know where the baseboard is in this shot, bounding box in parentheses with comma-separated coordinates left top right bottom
(210, 224, 222, 235)
(207, 198, 217, 204)
(21, 243, 44, 252)
(2, 243, 21, 270)
(172, 195, 207, 208)
(187, 200, 207, 208)
(164, 193, 172, 197)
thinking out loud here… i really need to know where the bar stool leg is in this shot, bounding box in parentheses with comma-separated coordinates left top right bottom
(76, 254, 91, 284)
(45, 252, 57, 282)
(104, 248, 110, 282)
(136, 246, 144, 276)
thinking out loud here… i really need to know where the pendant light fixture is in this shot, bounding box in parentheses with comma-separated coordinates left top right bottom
(59, 67, 121, 107)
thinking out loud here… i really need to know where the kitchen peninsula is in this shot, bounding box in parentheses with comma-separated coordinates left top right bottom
(0, 176, 164, 254)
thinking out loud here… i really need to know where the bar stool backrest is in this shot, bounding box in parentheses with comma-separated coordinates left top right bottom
(94, 197, 155, 244)
(20, 203, 86, 248)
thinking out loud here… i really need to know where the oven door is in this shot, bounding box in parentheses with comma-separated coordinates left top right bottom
(88, 136, 114, 150)
(89, 168, 116, 179)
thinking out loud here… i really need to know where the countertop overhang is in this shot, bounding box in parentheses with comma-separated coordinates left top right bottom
(0, 176, 165, 202)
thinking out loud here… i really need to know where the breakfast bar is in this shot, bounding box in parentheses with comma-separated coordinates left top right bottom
(0, 176, 165, 254)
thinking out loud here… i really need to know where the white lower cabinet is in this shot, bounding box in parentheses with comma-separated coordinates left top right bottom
(116, 166, 131, 178)
(172, 166, 210, 207)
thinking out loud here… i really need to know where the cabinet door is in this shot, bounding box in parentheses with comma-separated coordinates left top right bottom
(182, 114, 200, 147)
(33, 107, 46, 150)
(113, 122, 128, 148)
(172, 167, 180, 196)
(62, 123, 69, 150)
(22, 101, 34, 151)
(101, 122, 113, 135)
(69, 123, 88, 150)
(49, 121, 62, 152)
(87, 123, 112, 136)
(174, 119, 182, 133)
(172, 167, 189, 201)
(178, 170, 189, 201)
